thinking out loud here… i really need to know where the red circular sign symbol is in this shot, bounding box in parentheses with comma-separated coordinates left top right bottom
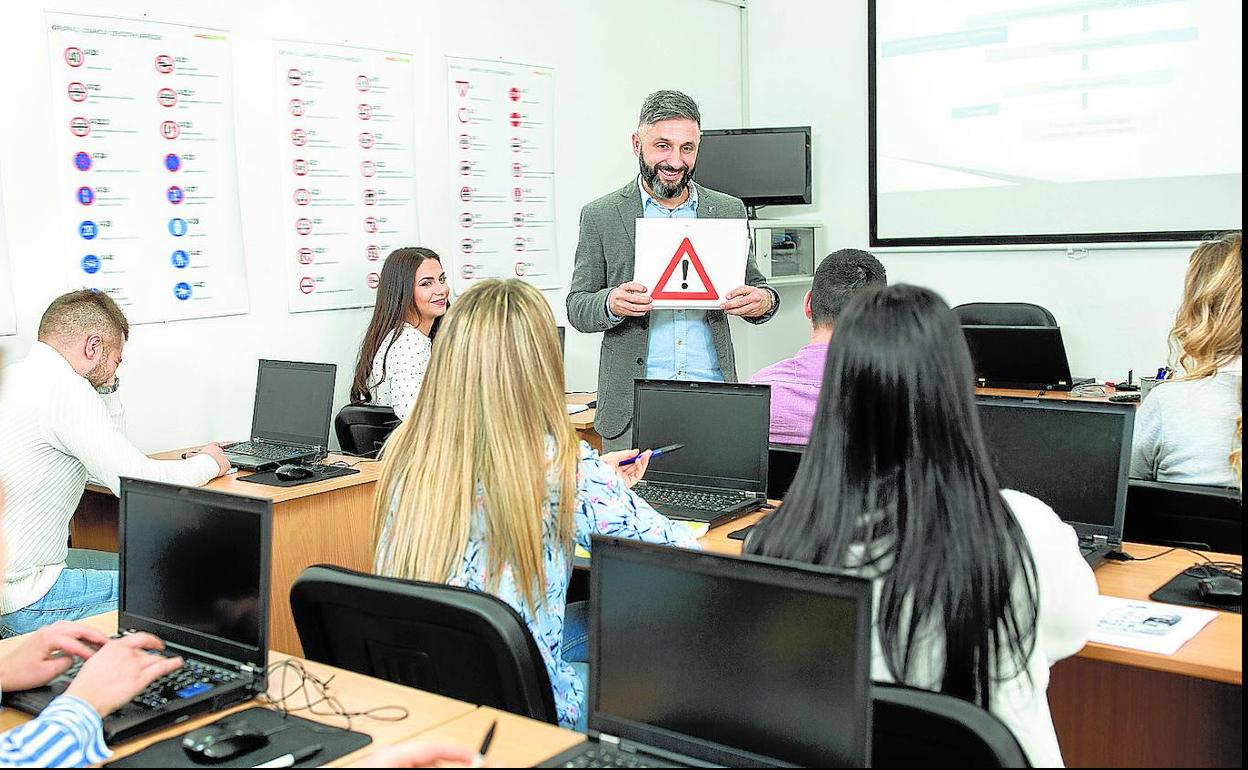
(459, 212, 473, 228)
(155, 54, 175, 74)
(292, 159, 309, 176)
(70, 117, 90, 137)
(363, 217, 379, 233)
(358, 132, 375, 149)
(509, 112, 521, 128)
(356, 75, 371, 91)
(514, 212, 525, 227)
(287, 69, 303, 86)
(514, 238, 527, 252)
(291, 128, 307, 146)
(65, 48, 84, 67)
(460, 239, 475, 255)
(299, 277, 315, 294)
(357, 104, 371, 120)
(457, 107, 471, 124)
(160, 121, 180, 140)
(296, 218, 313, 235)
(461, 263, 476, 279)
(512, 162, 523, 177)
(157, 87, 178, 107)
(509, 87, 521, 102)
(288, 98, 305, 116)
(297, 248, 313, 264)
(367, 272, 380, 289)
(360, 161, 376, 177)
(515, 261, 528, 276)
(458, 134, 471, 151)
(366, 245, 380, 261)
(67, 82, 87, 102)
(459, 186, 472, 202)
(294, 189, 311, 206)
(511, 138, 522, 152)
(361, 189, 376, 205)
(459, 161, 472, 176)
(512, 187, 523, 202)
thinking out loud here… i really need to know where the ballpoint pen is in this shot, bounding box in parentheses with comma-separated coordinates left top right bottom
(252, 743, 323, 769)
(470, 720, 497, 768)
(618, 443, 685, 466)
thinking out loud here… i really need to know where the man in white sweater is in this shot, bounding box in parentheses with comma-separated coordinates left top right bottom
(0, 291, 228, 637)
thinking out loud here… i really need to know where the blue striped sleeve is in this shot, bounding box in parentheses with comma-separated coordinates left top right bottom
(0, 695, 111, 768)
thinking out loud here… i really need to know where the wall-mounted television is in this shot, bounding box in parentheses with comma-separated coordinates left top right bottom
(694, 126, 812, 214)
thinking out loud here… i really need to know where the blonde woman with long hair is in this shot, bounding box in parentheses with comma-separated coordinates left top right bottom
(1131, 231, 1242, 488)
(373, 279, 700, 731)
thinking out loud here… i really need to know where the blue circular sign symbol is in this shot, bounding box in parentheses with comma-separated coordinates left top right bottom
(174, 282, 192, 300)
(167, 186, 184, 204)
(79, 220, 98, 240)
(171, 249, 189, 268)
(77, 186, 95, 205)
(81, 254, 100, 274)
(74, 152, 92, 171)
(164, 153, 181, 172)
(168, 218, 187, 237)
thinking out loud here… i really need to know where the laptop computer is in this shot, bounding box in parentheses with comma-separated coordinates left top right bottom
(223, 359, 337, 470)
(629, 379, 770, 527)
(541, 537, 873, 768)
(2, 478, 271, 743)
(976, 396, 1134, 567)
(962, 325, 1093, 391)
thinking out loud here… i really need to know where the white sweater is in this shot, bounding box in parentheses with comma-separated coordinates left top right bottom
(365, 324, 432, 422)
(0, 342, 218, 613)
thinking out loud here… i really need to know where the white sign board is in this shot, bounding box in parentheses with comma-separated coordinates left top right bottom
(633, 218, 749, 309)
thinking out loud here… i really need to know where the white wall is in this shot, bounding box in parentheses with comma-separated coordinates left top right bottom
(733, 0, 1191, 382)
(0, 0, 744, 451)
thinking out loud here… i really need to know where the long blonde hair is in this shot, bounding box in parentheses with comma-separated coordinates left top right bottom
(373, 279, 578, 610)
(1170, 231, 1242, 483)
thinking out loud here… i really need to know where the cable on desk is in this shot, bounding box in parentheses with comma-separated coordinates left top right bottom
(260, 658, 409, 734)
(1069, 384, 1109, 398)
(1109, 547, 1242, 581)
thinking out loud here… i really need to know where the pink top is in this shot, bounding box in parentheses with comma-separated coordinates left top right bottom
(747, 343, 829, 445)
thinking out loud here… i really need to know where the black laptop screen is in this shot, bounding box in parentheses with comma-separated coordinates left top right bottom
(632, 382, 769, 491)
(976, 398, 1133, 533)
(121, 482, 268, 660)
(593, 541, 871, 767)
(252, 360, 336, 447)
(962, 326, 1073, 388)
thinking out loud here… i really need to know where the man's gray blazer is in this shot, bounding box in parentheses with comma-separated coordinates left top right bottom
(566, 178, 778, 441)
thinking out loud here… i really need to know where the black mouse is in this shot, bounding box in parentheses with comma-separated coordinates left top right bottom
(274, 464, 314, 481)
(181, 720, 268, 762)
(1197, 575, 1242, 605)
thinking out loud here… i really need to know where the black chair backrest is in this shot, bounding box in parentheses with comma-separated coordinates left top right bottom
(767, 443, 805, 500)
(1124, 479, 1242, 554)
(953, 302, 1057, 327)
(334, 404, 400, 458)
(290, 565, 558, 723)
(872, 683, 1030, 768)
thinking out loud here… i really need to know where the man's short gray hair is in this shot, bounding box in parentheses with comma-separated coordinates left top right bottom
(638, 90, 701, 127)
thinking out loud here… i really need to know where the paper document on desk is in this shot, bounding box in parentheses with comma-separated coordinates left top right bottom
(1089, 596, 1217, 655)
(566, 403, 589, 415)
(573, 521, 708, 560)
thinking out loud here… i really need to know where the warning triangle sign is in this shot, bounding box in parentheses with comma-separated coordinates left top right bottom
(651, 237, 718, 300)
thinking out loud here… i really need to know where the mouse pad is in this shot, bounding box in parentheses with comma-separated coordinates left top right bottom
(106, 706, 372, 767)
(238, 464, 360, 488)
(1149, 570, 1242, 615)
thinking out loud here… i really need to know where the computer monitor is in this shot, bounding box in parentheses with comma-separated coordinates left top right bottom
(119, 478, 271, 668)
(590, 537, 873, 767)
(975, 396, 1133, 538)
(250, 359, 336, 447)
(694, 126, 812, 210)
(632, 380, 770, 493)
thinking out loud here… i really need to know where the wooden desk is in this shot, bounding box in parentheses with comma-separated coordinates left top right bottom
(70, 452, 382, 656)
(976, 385, 1121, 403)
(0, 612, 476, 767)
(566, 392, 600, 452)
(413, 706, 585, 767)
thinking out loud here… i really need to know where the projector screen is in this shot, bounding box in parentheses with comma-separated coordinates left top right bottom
(869, 0, 1242, 247)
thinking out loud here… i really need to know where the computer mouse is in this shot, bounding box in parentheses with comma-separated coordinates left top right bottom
(1197, 575, 1242, 606)
(274, 463, 314, 481)
(181, 721, 268, 762)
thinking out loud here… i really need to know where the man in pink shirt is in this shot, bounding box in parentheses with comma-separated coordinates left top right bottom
(748, 249, 887, 445)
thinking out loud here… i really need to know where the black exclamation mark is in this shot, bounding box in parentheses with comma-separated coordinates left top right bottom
(680, 259, 689, 289)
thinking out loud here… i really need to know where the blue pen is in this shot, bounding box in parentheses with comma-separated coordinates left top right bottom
(1155, 367, 1166, 380)
(618, 443, 685, 466)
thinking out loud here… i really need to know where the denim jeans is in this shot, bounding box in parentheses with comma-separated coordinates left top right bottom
(562, 600, 591, 732)
(0, 551, 119, 637)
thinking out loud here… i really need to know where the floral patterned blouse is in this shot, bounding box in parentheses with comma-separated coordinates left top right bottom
(376, 440, 701, 728)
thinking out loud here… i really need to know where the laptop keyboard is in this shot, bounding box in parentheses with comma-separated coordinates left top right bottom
(62, 655, 240, 711)
(635, 485, 748, 513)
(225, 441, 304, 461)
(558, 748, 665, 768)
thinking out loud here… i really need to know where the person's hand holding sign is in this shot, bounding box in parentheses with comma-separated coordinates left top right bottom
(720, 285, 773, 318)
(608, 282, 654, 317)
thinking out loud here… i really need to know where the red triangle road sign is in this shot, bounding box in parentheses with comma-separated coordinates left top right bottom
(651, 237, 718, 300)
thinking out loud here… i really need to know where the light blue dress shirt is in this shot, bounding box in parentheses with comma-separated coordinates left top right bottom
(638, 181, 724, 382)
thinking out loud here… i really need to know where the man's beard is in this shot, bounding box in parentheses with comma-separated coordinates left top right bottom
(639, 155, 693, 200)
(85, 356, 113, 388)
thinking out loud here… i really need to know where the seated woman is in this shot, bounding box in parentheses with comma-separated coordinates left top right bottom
(745, 284, 1098, 767)
(372, 279, 699, 731)
(350, 248, 450, 421)
(1131, 231, 1242, 488)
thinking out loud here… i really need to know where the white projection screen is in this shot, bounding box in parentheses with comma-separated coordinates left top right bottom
(869, 0, 1242, 246)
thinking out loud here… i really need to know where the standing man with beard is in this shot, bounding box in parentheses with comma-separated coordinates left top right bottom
(567, 90, 779, 451)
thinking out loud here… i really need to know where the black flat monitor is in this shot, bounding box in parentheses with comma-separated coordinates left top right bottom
(251, 359, 337, 447)
(962, 325, 1077, 390)
(695, 126, 812, 209)
(632, 380, 770, 494)
(975, 396, 1133, 541)
(119, 478, 272, 668)
(589, 537, 873, 768)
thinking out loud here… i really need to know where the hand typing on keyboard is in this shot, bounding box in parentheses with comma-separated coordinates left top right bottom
(0, 620, 109, 692)
(64, 633, 185, 717)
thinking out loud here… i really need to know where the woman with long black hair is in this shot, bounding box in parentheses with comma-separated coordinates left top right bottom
(746, 284, 1097, 767)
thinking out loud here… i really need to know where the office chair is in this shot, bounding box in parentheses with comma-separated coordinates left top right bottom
(953, 302, 1057, 327)
(872, 683, 1030, 768)
(334, 404, 400, 458)
(1124, 479, 1242, 554)
(767, 443, 805, 500)
(290, 565, 558, 723)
